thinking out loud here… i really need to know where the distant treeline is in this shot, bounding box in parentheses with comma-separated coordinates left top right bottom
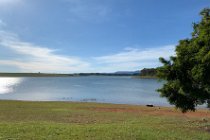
(0, 73, 73, 77)
(76, 72, 139, 76)
(139, 68, 157, 78)
(0, 72, 139, 77)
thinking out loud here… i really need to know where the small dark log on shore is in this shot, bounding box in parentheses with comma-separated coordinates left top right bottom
(146, 104, 154, 107)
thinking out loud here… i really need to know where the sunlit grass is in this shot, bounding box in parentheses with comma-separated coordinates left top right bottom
(0, 100, 209, 140)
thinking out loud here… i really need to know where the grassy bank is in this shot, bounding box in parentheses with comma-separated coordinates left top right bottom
(0, 100, 209, 139)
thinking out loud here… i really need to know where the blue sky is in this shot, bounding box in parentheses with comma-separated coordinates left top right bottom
(0, 0, 209, 73)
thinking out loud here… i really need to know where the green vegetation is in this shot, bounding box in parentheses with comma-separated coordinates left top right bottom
(157, 8, 210, 112)
(139, 68, 157, 78)
(0, 100, 209, 140)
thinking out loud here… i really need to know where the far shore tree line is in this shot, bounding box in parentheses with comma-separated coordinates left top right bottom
(139, 68, 157, 78)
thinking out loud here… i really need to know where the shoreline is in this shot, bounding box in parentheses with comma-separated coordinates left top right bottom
(0, 99, 208, 110)
(0, 73, 139, 77)
(0, 99, 208, 112)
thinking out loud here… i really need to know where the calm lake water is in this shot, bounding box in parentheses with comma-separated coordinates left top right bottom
(0, 76, 170, 106)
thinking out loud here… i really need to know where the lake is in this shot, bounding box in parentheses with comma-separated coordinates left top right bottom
(0, 76, 170, 106)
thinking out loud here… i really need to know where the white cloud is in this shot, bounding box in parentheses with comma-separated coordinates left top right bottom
(0, 18, 176, 73)
(94, 45, 175, 72)
(0, 30, 176, 73)
(96, 45, 175, 63)
(0, 31, 91, 73)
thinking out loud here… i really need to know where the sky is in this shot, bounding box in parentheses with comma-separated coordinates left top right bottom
(0, 0, 209, 73)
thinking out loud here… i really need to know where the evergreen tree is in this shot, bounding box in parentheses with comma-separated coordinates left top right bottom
(157, 8, 210, 112)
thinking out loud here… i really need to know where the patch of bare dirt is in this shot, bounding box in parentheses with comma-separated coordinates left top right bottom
(82, 105, 210, 118)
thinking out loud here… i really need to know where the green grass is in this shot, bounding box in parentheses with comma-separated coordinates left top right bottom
(0, 100, 209, 140)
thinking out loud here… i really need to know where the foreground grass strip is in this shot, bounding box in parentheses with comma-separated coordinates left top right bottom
(0, 100, 209, 140)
